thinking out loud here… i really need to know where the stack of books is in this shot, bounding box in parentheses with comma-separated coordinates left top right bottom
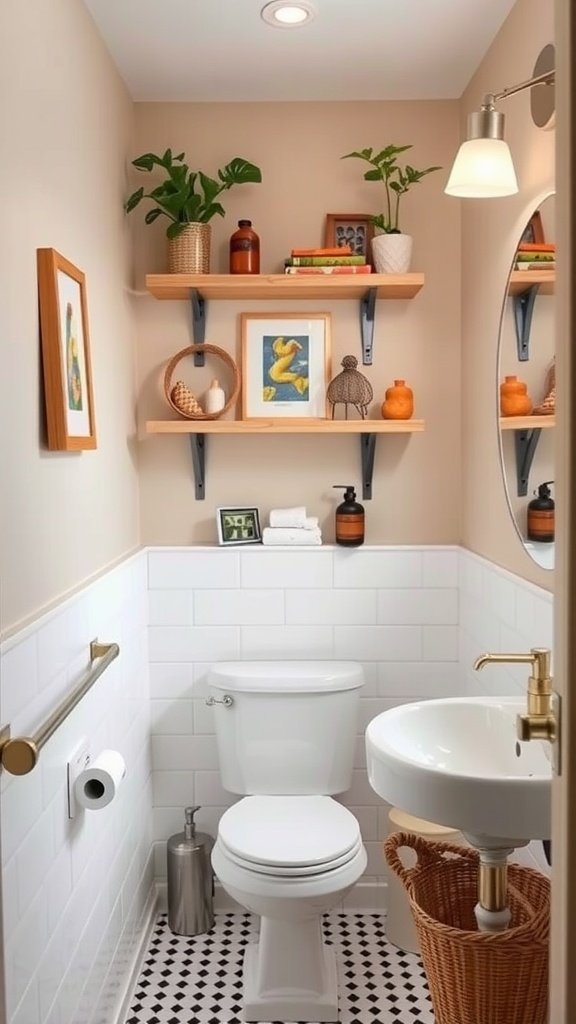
(515, 242, 556, 271)
(284, 246, 371, 276)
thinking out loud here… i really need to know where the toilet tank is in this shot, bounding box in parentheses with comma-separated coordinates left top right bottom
(208, 661, 364, 795)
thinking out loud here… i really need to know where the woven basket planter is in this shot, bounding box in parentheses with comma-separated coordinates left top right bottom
(167, 223, 211, 274)
(164, 344, 240, 420)
(384, 832, 550, 1024)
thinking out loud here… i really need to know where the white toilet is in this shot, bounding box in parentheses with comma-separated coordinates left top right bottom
(208, 660, 367, 1023)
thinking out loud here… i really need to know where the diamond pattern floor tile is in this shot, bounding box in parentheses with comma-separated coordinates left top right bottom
(125, 912, 434, 1024)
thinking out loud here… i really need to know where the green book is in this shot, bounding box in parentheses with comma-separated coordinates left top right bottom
(286, 254, 366, 266)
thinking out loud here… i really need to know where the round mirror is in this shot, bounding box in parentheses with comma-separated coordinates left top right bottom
(497, 194, 555, 570)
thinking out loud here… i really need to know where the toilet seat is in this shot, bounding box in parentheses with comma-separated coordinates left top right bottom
(218, 796, 361, 877)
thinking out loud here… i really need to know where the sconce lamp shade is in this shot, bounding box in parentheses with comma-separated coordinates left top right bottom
(445, 139, 519, 198)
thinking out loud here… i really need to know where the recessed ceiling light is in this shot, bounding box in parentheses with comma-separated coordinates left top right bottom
(261, 1, 317, 28)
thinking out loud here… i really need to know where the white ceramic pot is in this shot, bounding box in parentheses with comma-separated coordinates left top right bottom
(371, 232, 413, 274)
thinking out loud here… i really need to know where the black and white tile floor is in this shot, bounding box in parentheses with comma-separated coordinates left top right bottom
(125, 911, 434, 1024)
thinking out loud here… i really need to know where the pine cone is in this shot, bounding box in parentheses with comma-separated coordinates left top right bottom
(171, 380, 204, 418)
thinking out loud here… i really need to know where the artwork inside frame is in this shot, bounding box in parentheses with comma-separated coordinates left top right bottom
(240, 312, 332, 421)
(37, 248, 97, 451)
(324, 213, 374, 262)
(521, 210, 545, 245)
(217, 507, 262, 545)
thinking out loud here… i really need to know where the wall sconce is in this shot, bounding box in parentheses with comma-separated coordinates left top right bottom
(445, 44, 555, 198)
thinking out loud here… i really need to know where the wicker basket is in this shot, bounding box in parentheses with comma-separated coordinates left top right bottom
(384, 832, 550, 1024)
(167, 223, 211, 274)
(164, 344, 240, 420)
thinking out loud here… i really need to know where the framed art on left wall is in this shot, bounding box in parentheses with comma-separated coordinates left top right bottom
(37, 248, 97, 450)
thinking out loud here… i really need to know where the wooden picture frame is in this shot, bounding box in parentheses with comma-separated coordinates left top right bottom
(217, 507, 262, 545)
(521, 210, 546, 245)
(37, 248, 96, 450)
(324, 213, 374, 262)
(241, 312, 331, 422)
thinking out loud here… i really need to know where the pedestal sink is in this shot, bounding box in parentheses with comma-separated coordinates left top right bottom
(365, 697, 552, 845)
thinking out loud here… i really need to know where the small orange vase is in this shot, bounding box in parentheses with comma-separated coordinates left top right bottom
(381, 379, 414, 420)
(500, 375, 533, 416)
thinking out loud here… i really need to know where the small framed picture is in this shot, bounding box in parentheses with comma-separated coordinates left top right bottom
(521, 211, 545, 245)
(324, 213, 374, 261)
(217, 507, 262, 545)
(241, 312, 331, 422)
(37, 248, 97, 450)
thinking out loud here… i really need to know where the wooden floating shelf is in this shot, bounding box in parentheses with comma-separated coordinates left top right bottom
(508, 271, 555, 297)
(500, 415, 555, 430)
(145, 272, 425, 301)
(146, 419, 425, 435)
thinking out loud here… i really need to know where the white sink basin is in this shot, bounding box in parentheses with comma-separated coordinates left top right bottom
(365, 697, 552, 842)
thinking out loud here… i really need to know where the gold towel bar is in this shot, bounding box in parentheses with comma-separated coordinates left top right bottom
(0, 640, 120, 776)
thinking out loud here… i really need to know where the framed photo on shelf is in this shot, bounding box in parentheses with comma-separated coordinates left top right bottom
(521, 211, 545, 245)
(240, 312, 331, 421)
(37, 248, 97, 451)
(217, 507, 262, 545)
(324, 213, 374, 262)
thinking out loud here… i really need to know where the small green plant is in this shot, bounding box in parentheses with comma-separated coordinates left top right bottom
(125, 149, 262, 238)
(341, 145, 441, 234)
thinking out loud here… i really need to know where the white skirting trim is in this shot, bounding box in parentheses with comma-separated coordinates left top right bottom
(115, 884, 159, 1024)
(155, 879, 388, 916)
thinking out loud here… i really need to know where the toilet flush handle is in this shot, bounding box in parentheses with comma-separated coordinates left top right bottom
(205, 694, 234, 708)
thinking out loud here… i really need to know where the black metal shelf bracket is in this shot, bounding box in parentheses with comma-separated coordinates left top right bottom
(512, 286, 538, 362)
(189, 433, 206, 500)
(190, 289, 206, 365)
(360, 433, 377, 500)
(360, 288, 378, 365)
(514, 427, 542, 496)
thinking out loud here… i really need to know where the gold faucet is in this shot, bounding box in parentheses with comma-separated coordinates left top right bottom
(473, 647, 557, 744)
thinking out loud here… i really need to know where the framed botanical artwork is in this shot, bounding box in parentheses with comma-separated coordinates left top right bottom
(37, 248, 96, 451)
(324, 213, 374, 262)
(217, 507, 262, 545)
(241, 312, 331, 421)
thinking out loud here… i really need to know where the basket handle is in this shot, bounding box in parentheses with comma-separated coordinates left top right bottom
(384, 830, 477, 890)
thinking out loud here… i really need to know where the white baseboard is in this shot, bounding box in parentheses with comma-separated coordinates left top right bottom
(115, 884, 158, 1024)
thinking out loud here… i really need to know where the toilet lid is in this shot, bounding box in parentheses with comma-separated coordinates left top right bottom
(218, 796, 361, 872)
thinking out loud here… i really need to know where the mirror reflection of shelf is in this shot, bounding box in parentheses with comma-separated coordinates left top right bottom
(508, 270, 555, 297)
(499, 415, 555, 430)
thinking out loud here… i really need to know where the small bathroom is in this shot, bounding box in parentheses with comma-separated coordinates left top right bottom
(1, 0, 568, 1022)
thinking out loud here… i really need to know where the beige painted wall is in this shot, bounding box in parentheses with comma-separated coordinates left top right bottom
(0, 0, 140, 636)
(460, 0, 555, 589)
(133, 101, 462, 545)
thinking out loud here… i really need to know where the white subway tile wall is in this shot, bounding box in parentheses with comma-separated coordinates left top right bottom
(0, 554, 153, 1024)
(1, 544, 553, 1024)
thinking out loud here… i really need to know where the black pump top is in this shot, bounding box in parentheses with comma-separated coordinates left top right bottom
(238, 219, 252, 226)
(537, 481, 554, 499)
(334, 485, 357, 502)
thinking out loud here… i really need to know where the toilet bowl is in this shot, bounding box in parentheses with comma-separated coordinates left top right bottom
(208, 660, 365, 1022)
(212, 796, 367, 1021)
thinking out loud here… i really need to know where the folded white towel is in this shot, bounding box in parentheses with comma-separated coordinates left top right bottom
(303, 516, 319, 530)
(262, 527, 322, 547)
(269, 506, 307, 529)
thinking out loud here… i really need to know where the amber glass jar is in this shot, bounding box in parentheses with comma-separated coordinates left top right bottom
(500, 375, 533, 416)
(229, 219, 260, 274)
(381, 379, 414, 420)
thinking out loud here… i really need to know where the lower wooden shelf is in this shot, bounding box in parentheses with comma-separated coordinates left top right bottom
(145, 418, 425, 499)
(499, 415, 554, 497)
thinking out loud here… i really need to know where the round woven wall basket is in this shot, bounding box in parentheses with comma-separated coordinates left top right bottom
(164, 344, 240, 420)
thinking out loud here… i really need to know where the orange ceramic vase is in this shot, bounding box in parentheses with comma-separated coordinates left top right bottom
(381, 379, 414, 420)
(500, 375, 533, 416)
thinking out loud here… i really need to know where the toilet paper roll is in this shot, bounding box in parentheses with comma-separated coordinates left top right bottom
(74, 749, 126, 811)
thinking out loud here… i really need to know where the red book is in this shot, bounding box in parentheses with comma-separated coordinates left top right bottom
(290, 246, 352, 256)
(284, 265, 372, 275)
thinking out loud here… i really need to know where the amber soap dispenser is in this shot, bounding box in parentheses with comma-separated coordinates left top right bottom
(333, 485, 365, 547)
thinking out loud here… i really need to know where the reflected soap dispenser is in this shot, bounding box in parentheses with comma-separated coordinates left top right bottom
(333, 485, 365, 547)
(527, 481, 555, 543)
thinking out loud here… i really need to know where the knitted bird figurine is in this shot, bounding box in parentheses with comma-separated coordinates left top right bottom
(327, 355, 373, 420)
(171, 380, 204, 418)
